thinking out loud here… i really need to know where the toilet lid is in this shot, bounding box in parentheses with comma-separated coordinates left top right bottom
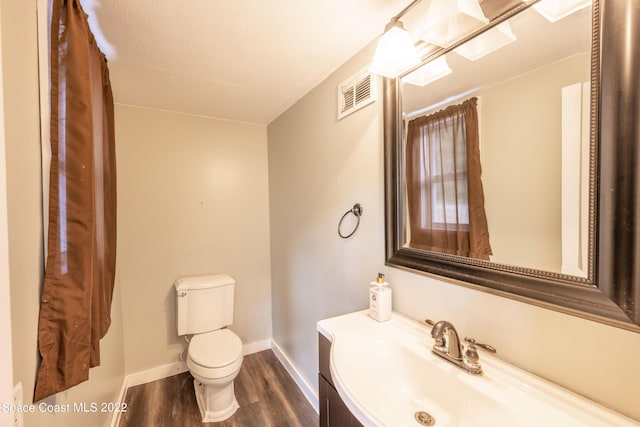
(189, 329, 242, 368)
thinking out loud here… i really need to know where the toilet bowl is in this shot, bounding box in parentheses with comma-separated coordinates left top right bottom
(175, 274, 243, 423)
(187, 328, 243, 422)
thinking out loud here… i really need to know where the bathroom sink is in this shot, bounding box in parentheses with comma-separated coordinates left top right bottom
(317, 311, 638, 427)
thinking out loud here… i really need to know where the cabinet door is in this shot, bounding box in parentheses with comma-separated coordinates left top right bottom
(319, 374, 363, 427)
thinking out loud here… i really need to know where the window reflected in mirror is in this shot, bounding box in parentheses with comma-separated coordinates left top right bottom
(404, 98, 492, 261)
(399, 3, 592, 277)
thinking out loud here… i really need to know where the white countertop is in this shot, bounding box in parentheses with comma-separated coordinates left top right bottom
(318, 310, 639, 427)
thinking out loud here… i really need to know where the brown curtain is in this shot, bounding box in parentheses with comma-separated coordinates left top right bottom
(35, 0, 117, 401)
(405, 97, 491, 260)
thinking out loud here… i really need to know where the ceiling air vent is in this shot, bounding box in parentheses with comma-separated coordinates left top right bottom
(337, 68, 377, 120)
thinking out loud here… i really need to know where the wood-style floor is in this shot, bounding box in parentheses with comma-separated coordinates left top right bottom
(118, 350, 318, 427)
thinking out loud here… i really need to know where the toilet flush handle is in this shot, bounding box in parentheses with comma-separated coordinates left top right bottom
(178, 291, 187, 297)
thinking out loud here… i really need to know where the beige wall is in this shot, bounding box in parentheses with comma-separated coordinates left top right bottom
(480, 53, 590, 272)
(115, 105, 272, 374)
(2, 4, 273, 424)
(4, 0, 639, 424)
(2, 1, 125, 426)
(267, 41, 640, 421)
(0, 3, 14, 426)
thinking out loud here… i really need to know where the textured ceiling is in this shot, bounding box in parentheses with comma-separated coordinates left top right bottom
(83, 0, 410, 124)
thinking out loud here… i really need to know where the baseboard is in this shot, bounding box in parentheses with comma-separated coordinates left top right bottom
(121, 338, 270, 389)
(242, 339, 271, 356)
(109, 361, 188, 427)
(270, 339, 319, 413)
(126, 361, 190, 389)
(108, 379, 129, 427)
(110, 338, 317, 426)
(109, 339, 272, 426)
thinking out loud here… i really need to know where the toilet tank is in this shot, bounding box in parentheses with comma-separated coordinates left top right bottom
(175, 274, 235, 336)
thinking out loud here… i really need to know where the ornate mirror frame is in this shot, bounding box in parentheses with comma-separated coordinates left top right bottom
(384, 0, 640, 331)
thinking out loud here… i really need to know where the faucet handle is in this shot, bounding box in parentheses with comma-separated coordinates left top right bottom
(464, 337, 497, 354)
(462, 337, 495, 374)
(424, 319, 446, 349)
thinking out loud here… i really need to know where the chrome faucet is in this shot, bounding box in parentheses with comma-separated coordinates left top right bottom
(430, 320, 463, 359)
(425, 319, 496, 375)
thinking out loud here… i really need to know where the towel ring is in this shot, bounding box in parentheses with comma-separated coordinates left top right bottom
(338, 203, 363, 239)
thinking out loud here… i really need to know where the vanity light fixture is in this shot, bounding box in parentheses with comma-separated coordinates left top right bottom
(369, 0, 491, 78)
(369, 18, 421, 78)
(421, 0, 489, 48)
(401, 56, 452, 87)
(527, 0, 592, 22)
(454, 21, 517, 61)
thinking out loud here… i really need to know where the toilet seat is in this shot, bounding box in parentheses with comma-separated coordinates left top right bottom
(188, 329, 243, 379)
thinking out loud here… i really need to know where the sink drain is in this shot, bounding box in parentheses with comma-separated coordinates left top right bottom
(414, 411, 435, 426)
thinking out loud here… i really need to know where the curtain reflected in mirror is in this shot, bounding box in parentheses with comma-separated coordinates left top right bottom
(399, 2, 592, 277)
(405, 98, 492, 260)
(385, 0, 640, 330)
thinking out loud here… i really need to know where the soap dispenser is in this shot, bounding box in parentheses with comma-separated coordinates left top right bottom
(369, 273, 392, 322)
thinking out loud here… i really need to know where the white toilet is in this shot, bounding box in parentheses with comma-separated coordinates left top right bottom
(175, 274, 243, 422)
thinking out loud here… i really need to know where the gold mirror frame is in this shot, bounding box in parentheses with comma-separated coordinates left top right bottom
(384, 0, 640, 331)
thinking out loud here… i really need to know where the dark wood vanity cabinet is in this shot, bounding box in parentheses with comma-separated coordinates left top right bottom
(318, 334, 364, 427)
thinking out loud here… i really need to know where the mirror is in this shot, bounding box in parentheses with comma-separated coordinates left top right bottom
(400, 3, 592, 276)
(384, 0, 640, 330)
